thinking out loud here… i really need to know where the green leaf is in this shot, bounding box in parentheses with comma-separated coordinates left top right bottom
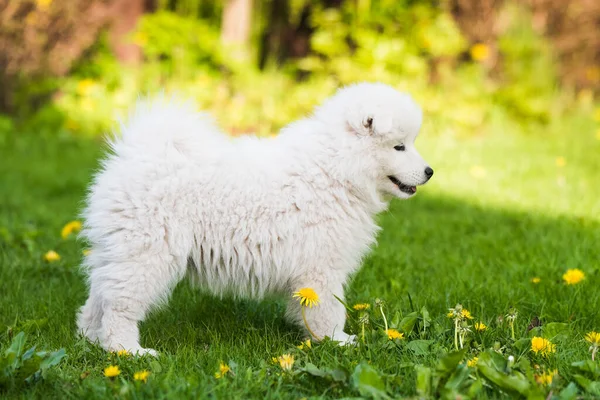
(573, 374, 600, 395)
(571, 360, 600, 378)
(420, 306, 431, 333)
(303, 363, 348, 383)
(467, 378, 484, 397)
(150, 360, 163, 373)
(481, 350, 508, 371)
(573, 374, 592, 391)
(18, 354, 44, 382)
(6, 332, 26, 357)
(477, 352, 530, 395)
(415, 365, 431, 397)
(390, 311, 401, 329)
(329, 368, 348, 382)
(543, 322, 569, 341)
(436, 348, 468, 376)
(558, 382, 579, 400)
(399, 312, 419, 333)
(303, 363, 326, 378)
(444, 364, 471, 391)
(589, 382, 600, 396)
(514, 357, 535, 383)
(528, 326, 543, 338)
(4, 332, 26, 369)
(352, 363, 388, 399)
(21, 346, 37, 362)
(514, 338, 531, 352)
(39, 349, 66, 376)
(406, 340, 433, 355)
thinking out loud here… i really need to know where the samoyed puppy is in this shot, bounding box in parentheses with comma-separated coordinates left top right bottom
(77, 82, 433, 355)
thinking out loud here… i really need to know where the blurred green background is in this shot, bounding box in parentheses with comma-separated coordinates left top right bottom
(0, 0, 598, 138)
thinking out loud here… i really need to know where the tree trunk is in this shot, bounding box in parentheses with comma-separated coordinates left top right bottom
(109, 0, 146, 64)
(221, 0, 253, 46)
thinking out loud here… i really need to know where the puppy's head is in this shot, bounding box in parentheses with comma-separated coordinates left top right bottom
(319, 83, 433, 200)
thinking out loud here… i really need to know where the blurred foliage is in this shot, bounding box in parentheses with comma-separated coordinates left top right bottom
(494, 3, 560, 121)
(0, 0, 597, 137)
(0, 0, 120, 114)
(0, 332, 66, 388)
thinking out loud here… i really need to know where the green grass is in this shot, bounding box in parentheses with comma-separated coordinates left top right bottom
(1, 113, 599, 399)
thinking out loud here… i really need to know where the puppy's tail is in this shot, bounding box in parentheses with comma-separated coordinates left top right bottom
(108, 94, 228, 158)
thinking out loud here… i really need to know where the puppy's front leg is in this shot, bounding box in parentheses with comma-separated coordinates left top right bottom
(286, 276, 355, 345)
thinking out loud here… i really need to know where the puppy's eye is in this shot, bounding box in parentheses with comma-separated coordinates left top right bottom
(394, 145, 405, 151)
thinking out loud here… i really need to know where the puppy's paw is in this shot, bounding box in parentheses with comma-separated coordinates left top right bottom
(110, 346, 158, 357)
(329, 332, 357, 346)
(134, 348, 159, 357)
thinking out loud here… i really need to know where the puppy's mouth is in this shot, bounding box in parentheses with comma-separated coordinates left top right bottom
(388, 176, 416, 195)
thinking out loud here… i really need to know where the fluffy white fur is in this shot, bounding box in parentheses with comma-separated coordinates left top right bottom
(77, 82, 433, 355)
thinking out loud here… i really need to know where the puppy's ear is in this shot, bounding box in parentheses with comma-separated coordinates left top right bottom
(358, 114, 392, 136)
(346, 110, 392, 136)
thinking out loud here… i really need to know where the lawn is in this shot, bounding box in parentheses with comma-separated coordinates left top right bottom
(0, 110, 599, 399)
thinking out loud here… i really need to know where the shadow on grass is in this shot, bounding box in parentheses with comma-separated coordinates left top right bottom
(143, 194, 600, 353)
(0, 135, 598, 353)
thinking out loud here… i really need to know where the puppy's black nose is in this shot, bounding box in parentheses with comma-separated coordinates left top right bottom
(424, 167, 434, 179)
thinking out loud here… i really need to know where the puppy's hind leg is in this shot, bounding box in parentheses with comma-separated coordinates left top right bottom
(77, 289, 104, 344)
(91, 253, 187, 356)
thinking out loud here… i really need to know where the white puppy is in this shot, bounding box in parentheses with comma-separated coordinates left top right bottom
(77, 82, 433, 355)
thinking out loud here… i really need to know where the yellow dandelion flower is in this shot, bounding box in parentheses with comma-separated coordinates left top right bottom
(61, 220, 82, 239)
(293, 288, 320, 308)
(563, 268, 585, 285)
(467, 357, 478, 367)
(535, 369, 557, 386)
(531, 277, 541, 284)
(214, 363, 231, 378)
(116, 349, 130, 357)
(134, 370, 150, 383)
(277, 354, 295, 371)
(587, 331, 600, 360)
(353, 303, 370, 311)
(474, 322, 487, 331)
(297, 339, 311, 350)
(470, 43, 490, 62)
(555, 157, 566, 167)
(531, 337, 556, 356)
(447, 306, 473, 320)
(44, 250, 60, 262)
(385, 329, 404, 340)
(585, 331, 600, 345)
(103, 365, 120, 378)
